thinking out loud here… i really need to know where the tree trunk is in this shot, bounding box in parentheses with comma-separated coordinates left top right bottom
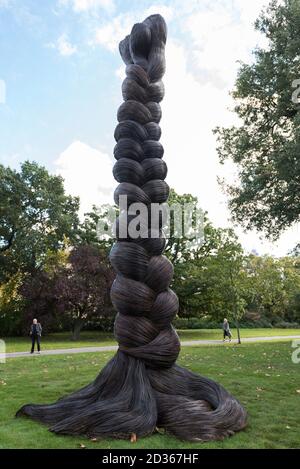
(235, 317, 241, 344)
(72, 318, 83, 341)
(16, 14, 247, 442)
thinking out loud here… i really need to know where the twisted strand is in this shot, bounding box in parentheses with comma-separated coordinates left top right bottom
(111, 15, 178, 370)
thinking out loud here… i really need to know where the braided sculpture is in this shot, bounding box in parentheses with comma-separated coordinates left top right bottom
(16, 14, 247, 441)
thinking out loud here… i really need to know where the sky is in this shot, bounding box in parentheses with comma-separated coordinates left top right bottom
(0, 0, 299, 256)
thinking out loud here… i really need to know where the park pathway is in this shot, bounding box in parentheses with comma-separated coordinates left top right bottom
(4, 334, 300, 358)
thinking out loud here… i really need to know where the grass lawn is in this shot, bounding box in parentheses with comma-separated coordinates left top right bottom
(1, 341, 299, 448)
(3, 328, 300, 353)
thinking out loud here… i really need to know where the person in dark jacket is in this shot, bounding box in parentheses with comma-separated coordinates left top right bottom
(30, 318, 42, 353)
(222, 318, 232, 342)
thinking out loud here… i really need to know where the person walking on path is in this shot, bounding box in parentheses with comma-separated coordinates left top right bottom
(30, 318, 42, 354)
(222, 318, 232, 342)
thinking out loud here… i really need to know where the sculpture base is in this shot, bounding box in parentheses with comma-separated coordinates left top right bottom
(16, 351, 247, 441)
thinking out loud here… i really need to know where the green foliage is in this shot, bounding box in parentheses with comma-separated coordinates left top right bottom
(20, 245, 114, 340)
(243, 255, 300, 323)
(214, 0, 300, 239)
(164, 188, 205, 263)
(1, 162, 299, 337)
(171, 219, 245, 322)
(167, 190, 300, 330)
(173, 317, 221, 329)
(0, 161, 80, 280)
(0, 273, 25, 335)
(78, 204, 115, 253)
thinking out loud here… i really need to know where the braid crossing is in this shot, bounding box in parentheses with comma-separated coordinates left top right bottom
(16, 14, 247, 441)
(110, 14, 180, 370)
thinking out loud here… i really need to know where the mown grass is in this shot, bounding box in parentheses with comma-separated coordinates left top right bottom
(4, 328, 300, 353)
(1, 341, 299, 448)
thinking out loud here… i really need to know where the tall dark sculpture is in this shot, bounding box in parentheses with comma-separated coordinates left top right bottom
(16, 14, 247, 441)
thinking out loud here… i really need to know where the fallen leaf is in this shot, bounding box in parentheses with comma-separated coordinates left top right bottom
(155, 427, 166, 434)
(130, 433, 137, 443)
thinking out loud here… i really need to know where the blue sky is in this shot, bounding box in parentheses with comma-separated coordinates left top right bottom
(0, 0, 122, 168)
(0, 0, 299, 255)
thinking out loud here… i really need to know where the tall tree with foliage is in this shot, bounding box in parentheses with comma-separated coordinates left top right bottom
(215, 0, 300, 239)
(0, 161, 80, 280)
(0, 272, 24, 335)
(55, 245, 114, 339)
(164, 188, 205, 264)
(21, 245, 114, 340)
(244, 254, 300, 324)
(172, 223, 244, 318)
(79, 204, 116, 253)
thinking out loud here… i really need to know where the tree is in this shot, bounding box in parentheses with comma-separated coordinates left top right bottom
(0, 272, 24, 335)
(0, 161, 80, 280)
(21, 245, 114, 340)
(243, 254, 300, 324)
(214, 239, 246, 344)
(189, 229, 245, 342)
(214, 0, 300, 239)
(55, 245, 114, 340)
(78, 204, 115, 253)
(81, 189, 206, 264)
(170, 213, 246, 325)
(20, 270, 60, 333)
(164, 188, 205, 264)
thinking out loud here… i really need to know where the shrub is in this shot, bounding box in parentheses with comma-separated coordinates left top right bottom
(173, 317, 221, 329)
(273, 320, 300, 329)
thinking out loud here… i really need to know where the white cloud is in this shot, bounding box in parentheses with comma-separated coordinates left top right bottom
(144, 4, 174, 22)
(94, 15, 129, 51)
(0, 78, 6, 104)
(160, 37, 298, 256)
(0, 152, 23, 169)
(115, 65, 125, 80)
(0, 0, 11, 7)
(94, 4, 174, 51)
(57, 33, 77, 56)
(48, 33, 77, 56)
(161, 40, 232, 227)
(114, 37, 297, 255)
(235, 225, 300, 257)
(183, 1, 268, 89)
(55, 141, 115, 217)
(58, 0, 115, 14)
(79, 0, 296, 255)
